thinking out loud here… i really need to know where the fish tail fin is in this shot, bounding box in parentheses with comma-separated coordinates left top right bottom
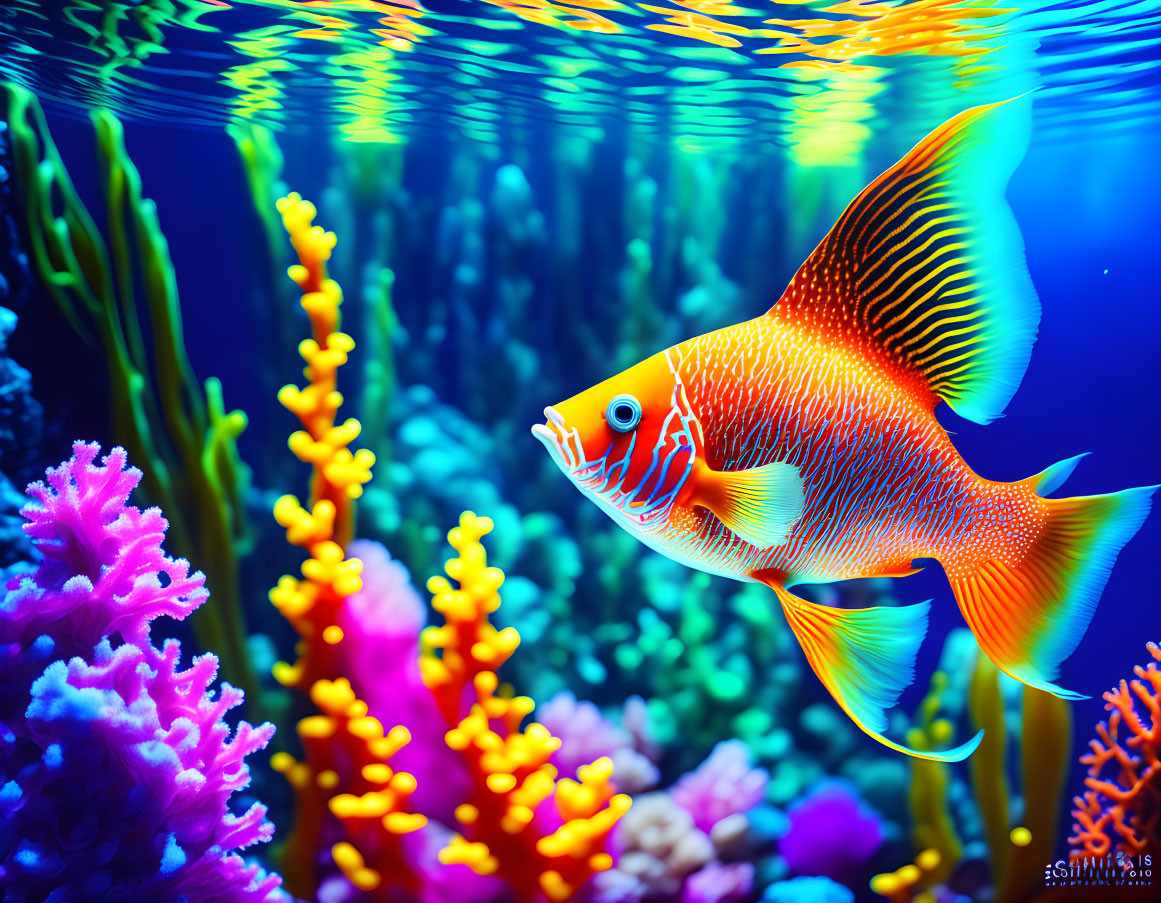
(948, 484, 1157, 698)
(768, 582, 983, 762)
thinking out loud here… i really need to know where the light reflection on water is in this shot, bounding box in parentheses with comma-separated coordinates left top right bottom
(0, 0, 1158, 150)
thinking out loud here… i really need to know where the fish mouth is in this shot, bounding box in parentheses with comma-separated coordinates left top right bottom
(532, 405, 678, 532)
(531, 406, 576, 471)
(531, 405, 607, 483)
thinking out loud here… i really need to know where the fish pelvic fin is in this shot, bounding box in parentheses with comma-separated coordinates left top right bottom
(763, 579, 983, 762)
(768, 96, 1038, 425)
(694, 462, 805, 548)
(948, 484, 1157, 699)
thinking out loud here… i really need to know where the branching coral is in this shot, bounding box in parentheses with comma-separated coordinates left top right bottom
(0, 441, 278, 901)
(277, 677, 427, 898)
(422, 511, 631, 902)
(267, 195, 626, 903)
(266, 192, 423, 898)
(1070, 642, 1161, 862)
(1, 84, 256, 704)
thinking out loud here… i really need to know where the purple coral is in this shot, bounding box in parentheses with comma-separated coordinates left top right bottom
(539, 691, 660, 793)
(2, 442, 206, 653)
(0, 441, 279, 901)
(778, 779, 882, 882)
(671, 740, 769, 835)
(540, 691, 626, 778)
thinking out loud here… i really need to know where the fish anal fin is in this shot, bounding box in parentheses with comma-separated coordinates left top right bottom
(763, 580, 982, 762)
(694, 462, 805, 549)
(769, 97, 1038, 425)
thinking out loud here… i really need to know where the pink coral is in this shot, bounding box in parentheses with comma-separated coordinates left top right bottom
(3, 441, 205, 650)
(671, 741, 768, 835)
(0, 441, 278, 900)
(540, 691, 626, 778)
(1070, 641, 1161, 862)
(337, 538, 470, 821)
(539, 692, 660, 793)
(681, 860, 754, 903)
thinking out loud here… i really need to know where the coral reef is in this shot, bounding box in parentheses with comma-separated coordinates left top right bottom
(0, 441, 278, 901)
(1070, 642, 1161, 862)
(2, 70, 1142, 903)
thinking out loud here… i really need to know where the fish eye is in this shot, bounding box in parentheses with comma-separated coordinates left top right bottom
(606, 394, 642, 433)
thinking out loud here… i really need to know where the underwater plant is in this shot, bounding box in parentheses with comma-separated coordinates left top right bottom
(0, 441, 278, 901)
(870, 630, 1073, 903)
(1070, 641, 1161, 863)
(1, 85, 257, 705)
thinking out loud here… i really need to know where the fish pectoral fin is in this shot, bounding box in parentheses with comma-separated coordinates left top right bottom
(764, 580, 983, 762)
(697, 462, 805, 548)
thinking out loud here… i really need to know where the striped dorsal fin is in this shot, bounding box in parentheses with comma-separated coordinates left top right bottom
(768, 98, 1039, 425)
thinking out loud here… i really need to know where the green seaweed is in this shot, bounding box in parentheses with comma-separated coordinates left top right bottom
(2, 83, 260, 712)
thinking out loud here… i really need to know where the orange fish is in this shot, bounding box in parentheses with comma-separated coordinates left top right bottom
(533, 98, 1156, 761)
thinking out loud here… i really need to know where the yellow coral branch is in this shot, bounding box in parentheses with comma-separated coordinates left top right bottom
(269, 193, 419, 899)
(422, 512, 630, 903)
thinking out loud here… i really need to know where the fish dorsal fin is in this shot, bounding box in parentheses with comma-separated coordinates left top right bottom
(769, 98, 1039, 425)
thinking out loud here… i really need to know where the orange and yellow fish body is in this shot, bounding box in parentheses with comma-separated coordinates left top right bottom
(533, 98, 1156, 761)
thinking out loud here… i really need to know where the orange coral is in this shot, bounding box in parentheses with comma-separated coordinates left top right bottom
(269, 193, 422, 897)
(1070, 642, 1161, 862)
(422, 511, 631, 902)
(269, 191, 374, 691)
(272, 679, 428, 896)
(268, 200, 626, 901)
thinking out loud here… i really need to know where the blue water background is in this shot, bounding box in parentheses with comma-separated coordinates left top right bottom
(10, 95, 1161, 847)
